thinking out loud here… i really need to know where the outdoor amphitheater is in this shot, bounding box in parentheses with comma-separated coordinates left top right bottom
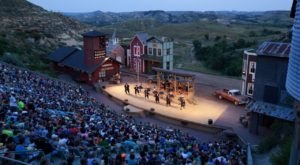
(0, 62, 252, 164)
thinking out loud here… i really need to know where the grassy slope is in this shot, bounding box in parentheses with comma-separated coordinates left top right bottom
(0, 0, 87, 76)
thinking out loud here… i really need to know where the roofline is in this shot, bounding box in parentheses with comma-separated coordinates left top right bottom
(82, 31, 107, 37)
(136, 33, 148, 45)
(152, 67, 196, 78)
(48, 47, 79, 62)
(256, 41, 291, 58)
(244, 50, 257, 56)
(147, 36, 163, 43)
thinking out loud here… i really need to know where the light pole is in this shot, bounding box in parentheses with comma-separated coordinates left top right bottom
(137, 59, 140, 83)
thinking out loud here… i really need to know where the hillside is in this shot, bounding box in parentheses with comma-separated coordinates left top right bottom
(64, 10, 291, 27)
(64, 10, 293, 76)
(0, 0, 292, 76)
(63, 10, 214, 25)
(0, 0, 88, 73)
(86, 11, 292, 76)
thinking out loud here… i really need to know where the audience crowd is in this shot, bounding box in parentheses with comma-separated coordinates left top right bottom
(0, 62, 247, 165)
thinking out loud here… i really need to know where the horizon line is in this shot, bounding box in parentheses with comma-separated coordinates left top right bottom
(55, 9, 290, 13)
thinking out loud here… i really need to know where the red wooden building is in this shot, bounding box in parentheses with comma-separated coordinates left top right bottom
(129, 32, 148, 73)
(49, 31, 121, 84)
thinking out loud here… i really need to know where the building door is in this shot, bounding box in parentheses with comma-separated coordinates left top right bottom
(133, 58, 142, 73)
(263, 85, 279, 104)
(145, 61, 152, 74)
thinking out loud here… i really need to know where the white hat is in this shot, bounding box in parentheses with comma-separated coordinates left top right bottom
(51, 134, 58, 139)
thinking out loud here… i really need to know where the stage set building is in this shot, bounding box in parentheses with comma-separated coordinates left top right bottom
(241, 49, 257, 97)
(106, 30, 126, 66)
(49, 31, 121, 84)
(245, 42, 295, 135)
(129, 32, 174, 74)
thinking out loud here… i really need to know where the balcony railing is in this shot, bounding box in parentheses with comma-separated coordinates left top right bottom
(142, 54, 163, 62)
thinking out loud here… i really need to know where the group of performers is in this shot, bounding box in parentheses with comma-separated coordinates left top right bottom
(124, 83, 186, 110)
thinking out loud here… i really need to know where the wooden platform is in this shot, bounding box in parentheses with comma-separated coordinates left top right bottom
(104, 84, 230, 128)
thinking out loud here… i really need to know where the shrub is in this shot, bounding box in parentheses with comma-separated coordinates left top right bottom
(257, 135, 280, 153)
(193, 38, 255, 77)
(0, 52, 24, 67)
(249, 31, 257, 37)
(257, 121, 293, 154)
(270, 137, 292, 165)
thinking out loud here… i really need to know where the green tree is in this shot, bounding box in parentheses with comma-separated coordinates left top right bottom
(271, 138, 292, 165)
(249, 31, 257, 37)
(224, 56, 242, 76)
(192, 40, 202, 49)
(234, 39, 247, 49)
(214, 35, 221, 42)
(204, 33, 209, 40)
(0, 37, 8, 56)
(0, 52, 24, 67)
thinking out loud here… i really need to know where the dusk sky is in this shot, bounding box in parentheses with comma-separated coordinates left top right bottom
(27, 0, 292, 13)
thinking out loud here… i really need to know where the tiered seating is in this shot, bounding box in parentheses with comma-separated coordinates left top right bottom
(0, 63, 247, 165)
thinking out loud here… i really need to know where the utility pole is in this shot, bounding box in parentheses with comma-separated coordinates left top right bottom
(137, 59, 140, 83)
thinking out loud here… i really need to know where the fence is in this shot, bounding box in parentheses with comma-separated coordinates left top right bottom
(0, 150, 44, 165)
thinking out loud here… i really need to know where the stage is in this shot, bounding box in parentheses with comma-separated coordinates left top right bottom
(104, 84, 231, 128)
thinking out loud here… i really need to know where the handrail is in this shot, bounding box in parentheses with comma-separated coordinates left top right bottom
(0, 156, 30, 165)
(247, 143, 253, 165)
(0, 149, 43, 155)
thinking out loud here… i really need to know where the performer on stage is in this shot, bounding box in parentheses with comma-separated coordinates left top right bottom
(179, 97, 185, 110)
(144, 88, 149, 99)
(166, 93, 171, 107)
(124, 83, 127, 94)
(124, 83, 130, 94)
(134, 85, 139, 95)
(138, 82, 143, 92)
(155, 92, 160, 103)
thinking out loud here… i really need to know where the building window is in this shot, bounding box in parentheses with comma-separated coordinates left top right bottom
(167, 48, 170, 55)
(148, 48, 153, 55)
(247, 83, 254, 95)
(134, 45, 140, 57)
(99, 70, 106, 78)
(166, 62, 170, 70)
(153, 48, 157, 56)
(95, 50, 105, 59)
(158, 49, 162, 56)
(249, 61, 256, 74)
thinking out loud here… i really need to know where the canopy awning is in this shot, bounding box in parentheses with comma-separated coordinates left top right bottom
(246, 101, 295, 122)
